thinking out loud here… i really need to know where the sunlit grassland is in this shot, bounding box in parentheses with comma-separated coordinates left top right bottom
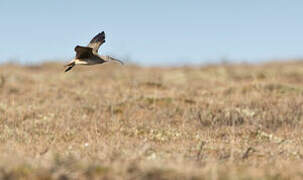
(0, 60, 303, 179)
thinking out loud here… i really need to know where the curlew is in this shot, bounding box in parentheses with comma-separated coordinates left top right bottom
(64, 31, 123, 72)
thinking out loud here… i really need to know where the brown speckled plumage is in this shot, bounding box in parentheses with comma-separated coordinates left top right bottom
(65, 31, 123, 72)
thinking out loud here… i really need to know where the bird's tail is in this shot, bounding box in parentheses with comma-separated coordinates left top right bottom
(64, 61, 75, 72)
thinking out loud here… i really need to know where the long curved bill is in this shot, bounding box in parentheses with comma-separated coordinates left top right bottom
(108, 56, 124, 65)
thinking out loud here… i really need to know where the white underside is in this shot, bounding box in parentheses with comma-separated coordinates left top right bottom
(75, 59, 98, 65)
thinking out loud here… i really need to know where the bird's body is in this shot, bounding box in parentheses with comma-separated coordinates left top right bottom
(65, 31, 123, 72)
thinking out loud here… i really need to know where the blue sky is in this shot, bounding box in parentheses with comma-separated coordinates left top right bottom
(1, 0, 303, 65)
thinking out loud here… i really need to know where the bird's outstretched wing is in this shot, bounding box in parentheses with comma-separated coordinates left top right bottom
(88, 31, 105, 53)
(74, 45, 94, 59)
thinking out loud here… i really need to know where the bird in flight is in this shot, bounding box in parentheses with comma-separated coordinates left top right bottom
(64, 31, 123, 72)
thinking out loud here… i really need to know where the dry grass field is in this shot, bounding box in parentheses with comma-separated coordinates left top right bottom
(1, 60, 303, 179)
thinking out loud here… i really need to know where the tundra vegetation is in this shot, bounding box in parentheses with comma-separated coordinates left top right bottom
(0, 61, 303, 179)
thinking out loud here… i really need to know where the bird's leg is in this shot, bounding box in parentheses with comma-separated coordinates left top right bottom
(64, 62, 75, 72)
(65, 59, 76, 67)
(64, 59, 76, 72)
